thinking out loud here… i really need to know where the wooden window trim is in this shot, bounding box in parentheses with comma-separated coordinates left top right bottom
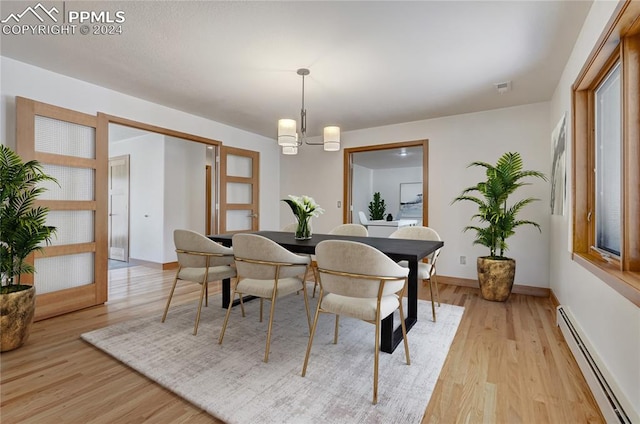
(572, 1, 640, 306)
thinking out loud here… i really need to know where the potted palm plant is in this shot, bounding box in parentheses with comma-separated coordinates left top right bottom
(452, 152, 546, 301)
(1, 145, 57, 351)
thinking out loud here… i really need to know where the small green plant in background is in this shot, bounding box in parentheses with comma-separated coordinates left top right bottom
(368, 192, 386, 220)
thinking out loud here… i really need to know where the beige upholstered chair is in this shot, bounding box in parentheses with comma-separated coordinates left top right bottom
(280, 222, 298, 232)
(281, 222, 314, 233)
(389, 226, 442, 322)
(219, 233, 311, 363)
(162, 229, 237, 335)
(309, 223, 370, 298)
(282, 222, 317, 289)
(302, 240, 410, 405)
(329, 223, 368, 237)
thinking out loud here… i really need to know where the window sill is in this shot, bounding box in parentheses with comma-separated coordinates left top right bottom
(573, 253, 640, 307)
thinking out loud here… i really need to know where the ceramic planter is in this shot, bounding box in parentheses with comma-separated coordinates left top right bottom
(0, 285, 36, 352)
(477, 257, 515, 302)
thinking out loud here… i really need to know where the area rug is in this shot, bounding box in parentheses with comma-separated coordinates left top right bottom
(82, 289, 464, 424)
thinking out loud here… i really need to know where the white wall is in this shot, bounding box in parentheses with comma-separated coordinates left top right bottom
(351, 164, 372, 224)
(163, 136, 206, 262)
(0, 56, 281, 233)
(548, 0, 639, 414)
(282, 102, 551, 288)
(372, 166, 422, 222)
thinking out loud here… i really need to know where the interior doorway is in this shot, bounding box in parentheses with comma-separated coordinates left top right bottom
(343, 140, 429, 225)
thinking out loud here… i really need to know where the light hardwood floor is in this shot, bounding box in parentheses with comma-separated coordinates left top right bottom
(0, 266, 603, 423)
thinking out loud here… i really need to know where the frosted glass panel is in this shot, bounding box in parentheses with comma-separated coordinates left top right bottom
(39, 164, 94, 200)
(44, 211, 94, 245)
(34, 252, 94, 294)
(226, 210, 252, 231)
(226, 155, 252, 178)
(226, 182, 252, 204)
(35, 116, 95, 159)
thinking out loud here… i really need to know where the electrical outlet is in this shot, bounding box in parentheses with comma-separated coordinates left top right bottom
(337, 201, 341, 208)
(459, 255, 466, 265)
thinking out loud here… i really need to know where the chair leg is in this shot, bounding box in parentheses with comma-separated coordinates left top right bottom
(205, 281, 209, 307)
(333, 315, 340, 344)
(302, 300, 322, 377)
(373, 318, 380, 405)
(239, 293, 245, 317)
(193, 281, 208, 335)
(161, 272, 180, 323)
(398, 300, 411, 366)
(427, 278, 436, 322)
(218, 290, 237, 344)
(312, 266, 319, 298)
(301, 280, 311, 332)
(264, 292, 278, 363)
(259, 298, 264, 322)
(433, 274, 441, 306)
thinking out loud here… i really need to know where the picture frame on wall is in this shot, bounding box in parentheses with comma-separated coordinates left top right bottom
(399, 182, 422, 218)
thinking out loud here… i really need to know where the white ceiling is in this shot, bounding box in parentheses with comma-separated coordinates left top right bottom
(353, 146, 423, 169)
(0, 1, 592, 139)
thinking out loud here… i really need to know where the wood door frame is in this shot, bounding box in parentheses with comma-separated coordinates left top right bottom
(97, 113, 223, 234)
(343, 139, 429, 225)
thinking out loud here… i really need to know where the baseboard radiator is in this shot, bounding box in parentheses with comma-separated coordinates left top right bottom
(557, 306, 636, 424)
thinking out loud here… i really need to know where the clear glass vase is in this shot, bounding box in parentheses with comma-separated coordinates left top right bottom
(295, 215, 312, 240)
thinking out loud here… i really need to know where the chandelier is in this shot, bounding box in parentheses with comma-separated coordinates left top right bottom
(277, 68, 340, 155)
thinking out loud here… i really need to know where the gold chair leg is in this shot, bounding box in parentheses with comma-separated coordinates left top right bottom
(302, 300, 322, 377)
(427, 278, 436, 322)
(301, 280, 311, 332)
(239, 293, 245, 317)
(260, 298, 264, 322)
(161, 272, 180, 323)
(218, 290, 236, 344)
(205, 281, 209, 307)
(333, 315, 340, 344)
(193, 281, 208, 335)
(264, 293, 278, 363)
(433, 274, 441, 306)
(312, 266, 319, 298)
(398, 300, 411, 366)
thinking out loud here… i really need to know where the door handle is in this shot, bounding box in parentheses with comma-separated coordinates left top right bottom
(249, 214, 258, 218)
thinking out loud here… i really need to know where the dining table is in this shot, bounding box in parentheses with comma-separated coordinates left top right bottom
(208, 230, 443, 354)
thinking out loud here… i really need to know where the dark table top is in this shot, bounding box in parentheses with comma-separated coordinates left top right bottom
(208, 230, 443, 263)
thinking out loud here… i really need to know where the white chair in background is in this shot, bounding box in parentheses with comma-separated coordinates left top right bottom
(302, 239, 410, 404)
(162, 229, 236, 335)
(389, 226, 442, 322)
(358, 211, 369, 227)
(219, 233, 311, 363)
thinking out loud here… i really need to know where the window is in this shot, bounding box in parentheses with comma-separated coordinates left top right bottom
(594, 63, 621, 258)
(572, 3, 640, 306)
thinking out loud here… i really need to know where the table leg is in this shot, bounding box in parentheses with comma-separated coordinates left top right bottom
(380, 259, 418, 353)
